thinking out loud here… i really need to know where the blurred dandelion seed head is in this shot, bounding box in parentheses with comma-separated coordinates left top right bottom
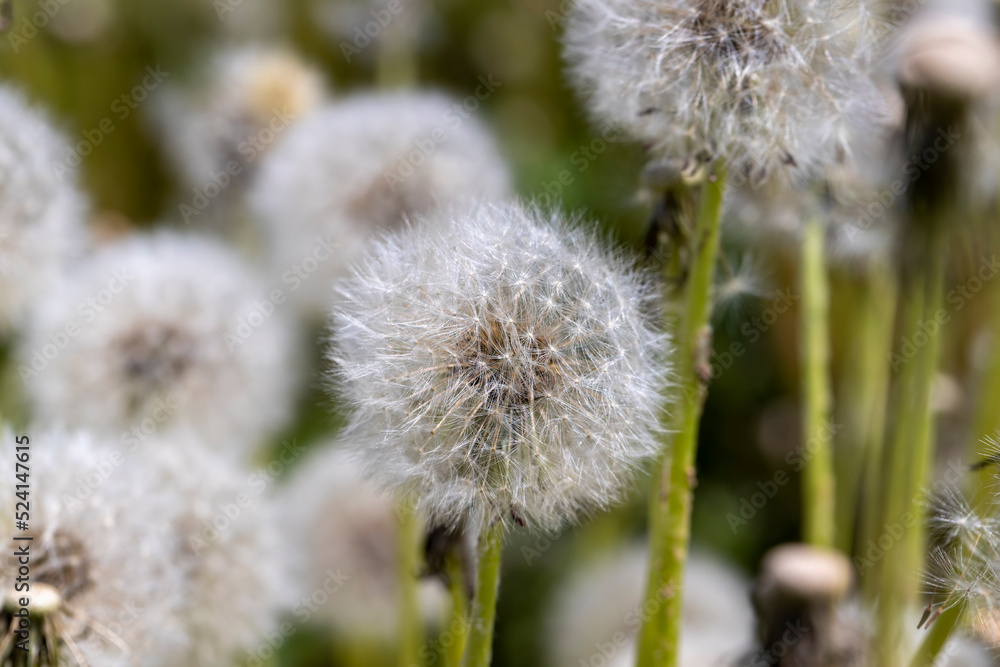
(0, 86, 88, 332)
(282, 444, 447, 639)
(23, 232, 299, 457)
(251, 91, 511, 317)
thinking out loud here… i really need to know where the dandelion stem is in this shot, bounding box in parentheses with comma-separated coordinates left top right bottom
(876, 239, 947, 667)
(397, 502, 423, 667)
(465, 523, 503, 667)
(800, 217, 835, 548)
(848, 264, 897, 598)
(443, 550, 469, 667)
(637, 165, 728, 667)
(968, 282, 1000, 507)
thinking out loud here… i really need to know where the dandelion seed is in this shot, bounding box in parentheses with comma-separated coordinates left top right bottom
(330, 200, 669, 533)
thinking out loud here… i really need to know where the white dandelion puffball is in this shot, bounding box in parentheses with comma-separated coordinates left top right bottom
(564, 0, 889, 181)
(546, 543, 755, 667)
(0, 86, 88, 332)
(21, 231, 299, 457)
(153, 45, 325, 193)
(331, 201, 669, 533)
(0, 429, 187, 666)
(251, 91, 511, 316)
(141, 441, 289, 665)
(281, 443, 447, 640)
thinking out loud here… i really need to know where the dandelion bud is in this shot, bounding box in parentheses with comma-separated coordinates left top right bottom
(897, 4, 1000, 103)
(331, 200, 670, 533)
(152, 46, 326, 200)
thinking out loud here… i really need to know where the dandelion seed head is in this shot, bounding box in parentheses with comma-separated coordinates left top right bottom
(331, 201, 669, 533)
(564, 0, 890, 182)
(22, 231, 299, 457)
(0, 86, 88, 332)
(142, 442, 289, 664)
(281, 443, 446, 639)
(251, 91, 511, 316)
(0, 428, 187, 666)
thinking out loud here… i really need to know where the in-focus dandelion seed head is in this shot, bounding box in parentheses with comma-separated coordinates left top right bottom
(331, 200, 670, 533)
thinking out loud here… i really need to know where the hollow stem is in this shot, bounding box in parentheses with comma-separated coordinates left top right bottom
(465, 523, 503, 667)
(637, 165, 728, 667)
(800, 217, 835, 548)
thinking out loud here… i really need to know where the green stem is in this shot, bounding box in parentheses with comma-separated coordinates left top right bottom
(397, 503, 422, 667)
(968, 282, 1000, 507)
(875, 271, 926, 667)
(876, 245, 946, 667)
(443, 551, 469, 667)
(637, 166, 728, 667)
(465, 523, 503, 667)
(852, 265, 898, 599)
(910, 604, 964, 667)
(800, 217, 835, 548)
